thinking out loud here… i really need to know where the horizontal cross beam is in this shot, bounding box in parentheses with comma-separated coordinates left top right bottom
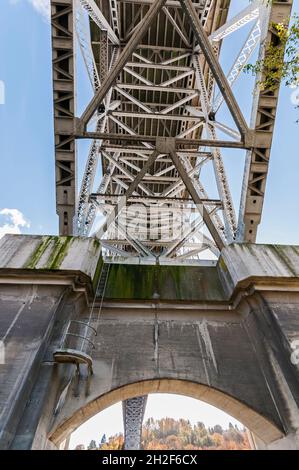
(75, 131, 265, 150)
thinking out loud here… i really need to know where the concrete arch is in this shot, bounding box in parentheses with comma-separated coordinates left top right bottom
(49, 379, 283, 447)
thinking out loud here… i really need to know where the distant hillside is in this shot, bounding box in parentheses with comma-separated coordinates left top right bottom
(78, 418, 251, 450)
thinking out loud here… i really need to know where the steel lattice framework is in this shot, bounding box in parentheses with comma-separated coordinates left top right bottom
(123, 396, 148, 449)
(51, 0, 293, 264)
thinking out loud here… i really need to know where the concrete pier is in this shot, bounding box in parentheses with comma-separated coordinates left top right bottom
(0, 235, 298, 449)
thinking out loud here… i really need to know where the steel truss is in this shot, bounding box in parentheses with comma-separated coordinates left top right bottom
(123, 396, 148, 450)
(51, 0, 293, 260)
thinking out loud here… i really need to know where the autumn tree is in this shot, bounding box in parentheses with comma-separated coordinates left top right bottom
(87, 439, 97, 450)
(98, 418, 251, 450)
(245, 2, 299, 118)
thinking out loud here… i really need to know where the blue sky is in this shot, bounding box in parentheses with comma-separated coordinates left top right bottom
(0, 0, 55, 235)
(0, 0, 299, 444)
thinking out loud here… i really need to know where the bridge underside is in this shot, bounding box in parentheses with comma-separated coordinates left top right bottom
(51, 0, 293, 258)
(0, 235, 299, 450)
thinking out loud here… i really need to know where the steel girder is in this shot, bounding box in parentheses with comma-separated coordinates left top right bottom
(237, 0, 293, 242)
(51, 0, 77, 235)
(50, 0, 293, 262)
(123, 396, 148, 450)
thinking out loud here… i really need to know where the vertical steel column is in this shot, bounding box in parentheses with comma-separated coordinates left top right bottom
(51, 0, 76, 235)
(123, 396, 148, 450)
(99, 30, 108, 85)
(238, 0, 293, 242)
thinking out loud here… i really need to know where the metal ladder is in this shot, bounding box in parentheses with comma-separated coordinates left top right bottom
(97, 262, 110, 298)
(53, 262, 110, 374)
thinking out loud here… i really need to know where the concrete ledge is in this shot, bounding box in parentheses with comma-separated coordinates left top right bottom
(0, 235, 101, 281)
(1, 236, 299, 303)
(219, 244, 299, 297)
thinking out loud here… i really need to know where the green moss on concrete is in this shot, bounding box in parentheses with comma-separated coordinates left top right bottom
(24, 236, 53, 269)
(290, 245, 299, 261)
(219, 257, 228, 273)
(103, 264, 225, 301)
(45, 236, 74, 269)
(92, 254, 103, 291)
(106, 265, 156, 299)
(24, 236, 74, 270)
(272, 245, 297, 276)
(93, 239, 101, 250)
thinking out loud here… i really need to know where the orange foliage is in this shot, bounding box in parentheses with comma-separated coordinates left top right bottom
(92, 418, 252, 451)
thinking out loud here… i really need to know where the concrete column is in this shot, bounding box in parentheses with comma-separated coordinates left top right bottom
(253, 431, 299, 450)
(123, 396, 148, 450)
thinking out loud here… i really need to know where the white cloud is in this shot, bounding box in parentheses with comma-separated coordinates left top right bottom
(0, 209, 30, 239)
(28, 0, 50, 20)
(9, 0, 50, 22)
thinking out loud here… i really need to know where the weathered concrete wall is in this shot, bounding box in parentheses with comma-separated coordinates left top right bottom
(104, 264, 226, 301)
(47, 289, 299, 448)
(0, 283, 67, 449)
(0, 235, 299, 450)
(0, 235, 102, 449)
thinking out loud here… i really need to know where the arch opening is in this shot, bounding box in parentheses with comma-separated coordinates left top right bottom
(49, 379, 284, 447)
(69, 394, 253, 450)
